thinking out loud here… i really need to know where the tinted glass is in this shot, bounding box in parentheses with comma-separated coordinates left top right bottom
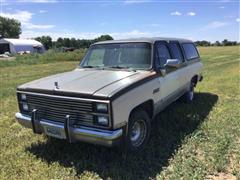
(82, 43, 151, 70)
(156, 44, 171, 67)
(182, 43, 199, 60)
(169, 43, 183, 62)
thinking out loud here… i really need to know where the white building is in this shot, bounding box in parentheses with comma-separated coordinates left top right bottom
(0, 38, 45, 54)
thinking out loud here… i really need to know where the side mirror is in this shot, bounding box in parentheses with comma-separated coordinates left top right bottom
(164, 59, 181, 68)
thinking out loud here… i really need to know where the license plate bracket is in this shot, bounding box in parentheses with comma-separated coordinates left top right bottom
(42, 123, 66, 139)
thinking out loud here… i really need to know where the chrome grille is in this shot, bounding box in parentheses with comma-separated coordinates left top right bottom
(26, 94, 94, 126)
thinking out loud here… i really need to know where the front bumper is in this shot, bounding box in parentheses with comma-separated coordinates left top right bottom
(15, 112, 123, 146)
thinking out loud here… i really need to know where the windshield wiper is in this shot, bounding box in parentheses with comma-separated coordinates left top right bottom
(107, 65, 129, 69)
(107, 66, 136, 72)
(82, 65, 94, 68)
(82, 65, 103, 68)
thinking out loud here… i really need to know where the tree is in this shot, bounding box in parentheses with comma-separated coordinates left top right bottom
(214, 41, 221, 46)
(0, 16, 21, 38)
(35, 36, 52, 50)
(222, 39, 228, 46)
(94, 35, 113, 42)
(55, 37, 63, 48)
(194, 40, 211, 46)
(63, 38, 71, 47)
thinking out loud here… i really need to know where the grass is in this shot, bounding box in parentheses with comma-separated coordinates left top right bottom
(0, 46, 239, 179)
(0, 49, 87, 67)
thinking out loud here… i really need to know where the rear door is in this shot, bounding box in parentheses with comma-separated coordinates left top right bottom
(168, 41, 188, 88)
(154, 41, 181, 110)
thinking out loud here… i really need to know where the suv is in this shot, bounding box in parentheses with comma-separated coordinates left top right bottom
(16, 37, 203, 151)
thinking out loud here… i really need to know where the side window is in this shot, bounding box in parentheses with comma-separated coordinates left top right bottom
(182, 43, 199, 60)
(156, 44, 171, 68)
(169, 43, 183, 63)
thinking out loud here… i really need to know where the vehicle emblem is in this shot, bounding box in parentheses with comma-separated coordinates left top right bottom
(54, 81, 59, 90)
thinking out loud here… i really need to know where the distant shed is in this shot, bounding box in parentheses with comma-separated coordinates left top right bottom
(0, 38, 45, 54)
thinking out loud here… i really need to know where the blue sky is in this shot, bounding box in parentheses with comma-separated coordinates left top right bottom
(0, 0, 239, 42)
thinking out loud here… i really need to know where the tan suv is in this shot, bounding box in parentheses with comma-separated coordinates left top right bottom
(16, 37, 203, 151)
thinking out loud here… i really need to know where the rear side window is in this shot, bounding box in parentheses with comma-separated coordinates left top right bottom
(169, 43, 183, 63)
(182, 43, 199, 60)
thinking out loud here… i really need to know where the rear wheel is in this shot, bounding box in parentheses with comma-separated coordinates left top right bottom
(126, 109, 151, 151)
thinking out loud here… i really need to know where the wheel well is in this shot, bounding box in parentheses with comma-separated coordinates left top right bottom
(191, 75, 198, 87)
(131, 100, 154, 119)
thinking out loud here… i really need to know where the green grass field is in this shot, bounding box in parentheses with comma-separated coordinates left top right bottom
(0, 46, 239, 179)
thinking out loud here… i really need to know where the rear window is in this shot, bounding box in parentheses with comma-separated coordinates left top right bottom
(182, 43, 199, 60)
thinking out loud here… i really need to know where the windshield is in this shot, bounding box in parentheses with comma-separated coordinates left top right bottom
(80, 43, 152, 70)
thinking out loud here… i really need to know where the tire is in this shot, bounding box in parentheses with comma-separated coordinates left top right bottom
(126, 108, 151, 151)
(184, 82, 195, 103)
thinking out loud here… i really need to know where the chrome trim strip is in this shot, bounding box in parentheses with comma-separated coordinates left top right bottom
(65, 115, 71, 143)
(15, 113, 122, 146)
(71, 126, 122, 140)
(31, 109, 37, 133)
(17, 91, 110, 103)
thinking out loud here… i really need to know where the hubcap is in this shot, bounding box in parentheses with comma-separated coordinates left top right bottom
(189, 83, 194, 100)
(189, 90, 194, 100)
(130, 120, 146, 147)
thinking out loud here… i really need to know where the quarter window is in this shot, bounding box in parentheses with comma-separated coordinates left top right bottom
(169, 43, 183, 63)
(182, 43, 199, 60)
(156, 44, 171, 68)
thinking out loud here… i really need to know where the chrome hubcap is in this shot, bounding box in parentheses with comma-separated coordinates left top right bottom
(189, 83, 194, 100)
(130, 120, 146, 147)
(189, 91, 194, 100)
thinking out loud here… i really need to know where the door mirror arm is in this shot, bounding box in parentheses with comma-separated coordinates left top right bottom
(156, 67, 166, 76)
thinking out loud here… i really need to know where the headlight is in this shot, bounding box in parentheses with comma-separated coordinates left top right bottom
(21, 94, 27, 100)
(22, 103, 29, 111)
(97, 116, 109, 126)
(96, 103, 108, 113)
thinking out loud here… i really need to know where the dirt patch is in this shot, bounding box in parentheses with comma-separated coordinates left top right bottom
(0, 57, 16, 61)
(207, 173, 236, 180)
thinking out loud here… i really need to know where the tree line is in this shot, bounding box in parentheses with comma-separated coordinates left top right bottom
(194, 40, 239, 46)
(35, 35, 113, 50)
(0, 16, 239, 50)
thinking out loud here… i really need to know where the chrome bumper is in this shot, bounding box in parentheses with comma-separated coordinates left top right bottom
(15, 112, 123, 146)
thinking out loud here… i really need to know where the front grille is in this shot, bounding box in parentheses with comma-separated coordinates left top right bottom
(25, 94, 95, 126)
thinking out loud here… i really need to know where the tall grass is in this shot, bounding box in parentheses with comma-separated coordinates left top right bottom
(0, 49, 87, 67)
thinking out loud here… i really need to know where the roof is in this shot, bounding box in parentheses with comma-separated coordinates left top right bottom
(94, 37, 192, 45)
(1, 38, 43, 46)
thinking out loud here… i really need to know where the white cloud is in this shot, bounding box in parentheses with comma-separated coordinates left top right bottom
(20, 29, 163, 40)
(110, 30, 153, 39)
(100, 22, 106, 26)
(219, 6, 225, 9)
(23, 23, 55, 29)
(39, 10, 46, 13)
(0, 11, 33, 23)
(17, 0, 57, 3)
(149, 23, 160, 27)
(0, 10, 55, 30)
(187, 12, 196, 16)
(201, 21, 230, 31)
(124, 0, 151, 4)
(220, 0, 231, 2)
(236, 18, 240, 22)
(170, 11, 182, 16)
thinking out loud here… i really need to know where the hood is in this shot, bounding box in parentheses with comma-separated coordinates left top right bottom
(18, 68, 153, 99)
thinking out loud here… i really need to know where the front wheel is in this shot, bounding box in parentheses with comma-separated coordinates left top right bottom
(126, 109, 151, 151)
